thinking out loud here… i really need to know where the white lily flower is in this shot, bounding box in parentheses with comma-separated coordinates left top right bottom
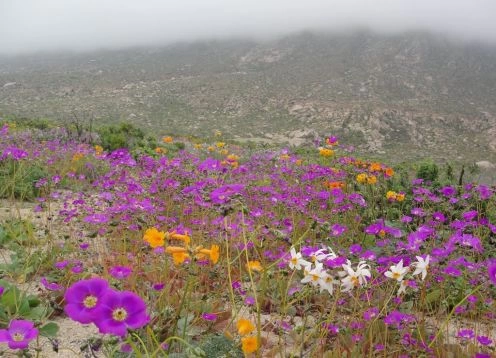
(397, 280, 409, 296)
(288, 247, 311, 270)
(412, 255, 430, 281)
(301, 263, 325, 287)
(384, 260, 409, 282)
(340, 260, 371, 292)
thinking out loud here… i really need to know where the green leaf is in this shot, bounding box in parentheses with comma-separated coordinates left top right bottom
(426, 289, 442, 305)
(39, 322, 59, 337)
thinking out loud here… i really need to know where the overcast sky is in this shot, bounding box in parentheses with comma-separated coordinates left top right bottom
(1, 0, 496, 55)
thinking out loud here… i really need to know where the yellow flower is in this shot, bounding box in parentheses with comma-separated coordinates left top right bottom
(396, 193, 405, 202)
(241, 336, 259, 354)
(386, 191, 397, 200)
(72, 152, 84, 162)
(216, 142, 226, 148)
(162, 136, 173, 143)
(219, 149, 229, 156)
(356, 173, 368, 184)
(245, 261, 263, 273)
(366, 175, 377, 185)
(237, 319, 255, 336)
(172, 252, 190, 265)
(194, 143, 203, 149)
(319, 148, 334, 157)
(143, 228, 165, 248)
(155, 147, 163, 154)
(295, 159, 302, 166)
(170, 232, 191, 246)
(227, 154, 239, 162)
(165, 246, 188, 254)
(94, 145, 103, 155)
(207, 146, 215, 152)
(197, 244, 220, 264)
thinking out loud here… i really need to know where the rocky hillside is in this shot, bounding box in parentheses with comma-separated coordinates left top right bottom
(1, 30, 496, 162)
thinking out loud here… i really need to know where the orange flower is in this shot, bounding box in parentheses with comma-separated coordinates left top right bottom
(369, 162, 382, 172)
(170, 233, 191, 246)
(198, 244, 220, 264)
(162, 136, 173, 143)
(245, 261, 263, 273)
(172, 252, 190, 265)
(319, 148, 334, 157)
(366, 175, 377, 185)
(237, 319, 255, 336)
(241, 336, 259, 354)
(384, 167, 394, 178)
(143, 228, 166, 248)
(165, 246, 188, 254)
(226, 154, 239, 162)
(324, 181, 344, 189)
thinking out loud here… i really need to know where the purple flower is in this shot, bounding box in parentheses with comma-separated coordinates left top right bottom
(64, 278, 110, 324)
(457, 329, 475, 340)
(109, 266, 132, 280)
(40, 277, 63, 291)
(244, 296, 256, 306)
(55, 260, 69, 269)
(488, 263, 496, 285)
(201, 313, 217, 321)
(477, 336, 493, 346)
(152, 283, 165, 291)
(84, 213, 109, 224)
(444, 266, 462, 277)
(210, 184, 244, 204)
(0, 320, 38, 349)
(363, 307, 379, 321)
(93, 290, 149, 337)
(330, 223, 347, 237)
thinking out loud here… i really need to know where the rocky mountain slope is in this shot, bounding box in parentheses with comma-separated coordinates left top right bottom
(1, 30, 496, 162)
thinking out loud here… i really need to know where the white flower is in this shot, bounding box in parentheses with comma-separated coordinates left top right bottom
(339, 260, 371, 292)
(301, 263, 325, 287)
(412, 255, 430, 281)
(318, 272, 338, 296)
(384, 260, 409, 282)
(397, 280, 409, 296)
(288, 247, 311, 270)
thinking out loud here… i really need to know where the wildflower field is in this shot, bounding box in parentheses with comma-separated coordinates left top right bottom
(0, 123, 495, 357)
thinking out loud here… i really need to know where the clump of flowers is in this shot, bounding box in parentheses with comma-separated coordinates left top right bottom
(64, 278, 149, 337)
(386, 190, 405, 202)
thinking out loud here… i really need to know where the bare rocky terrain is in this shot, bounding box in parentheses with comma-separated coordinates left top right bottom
(1, 30, 496, 164)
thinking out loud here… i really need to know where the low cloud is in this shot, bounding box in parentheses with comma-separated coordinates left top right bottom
(1, 0, 496, 54)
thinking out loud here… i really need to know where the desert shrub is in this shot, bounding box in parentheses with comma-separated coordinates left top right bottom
(97, 122, 146, 151)
(416, 160, 439, 182)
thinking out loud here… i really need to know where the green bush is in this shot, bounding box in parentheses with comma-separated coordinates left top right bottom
(97, 122, 145, 151)
(416, 160, 439, 182)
